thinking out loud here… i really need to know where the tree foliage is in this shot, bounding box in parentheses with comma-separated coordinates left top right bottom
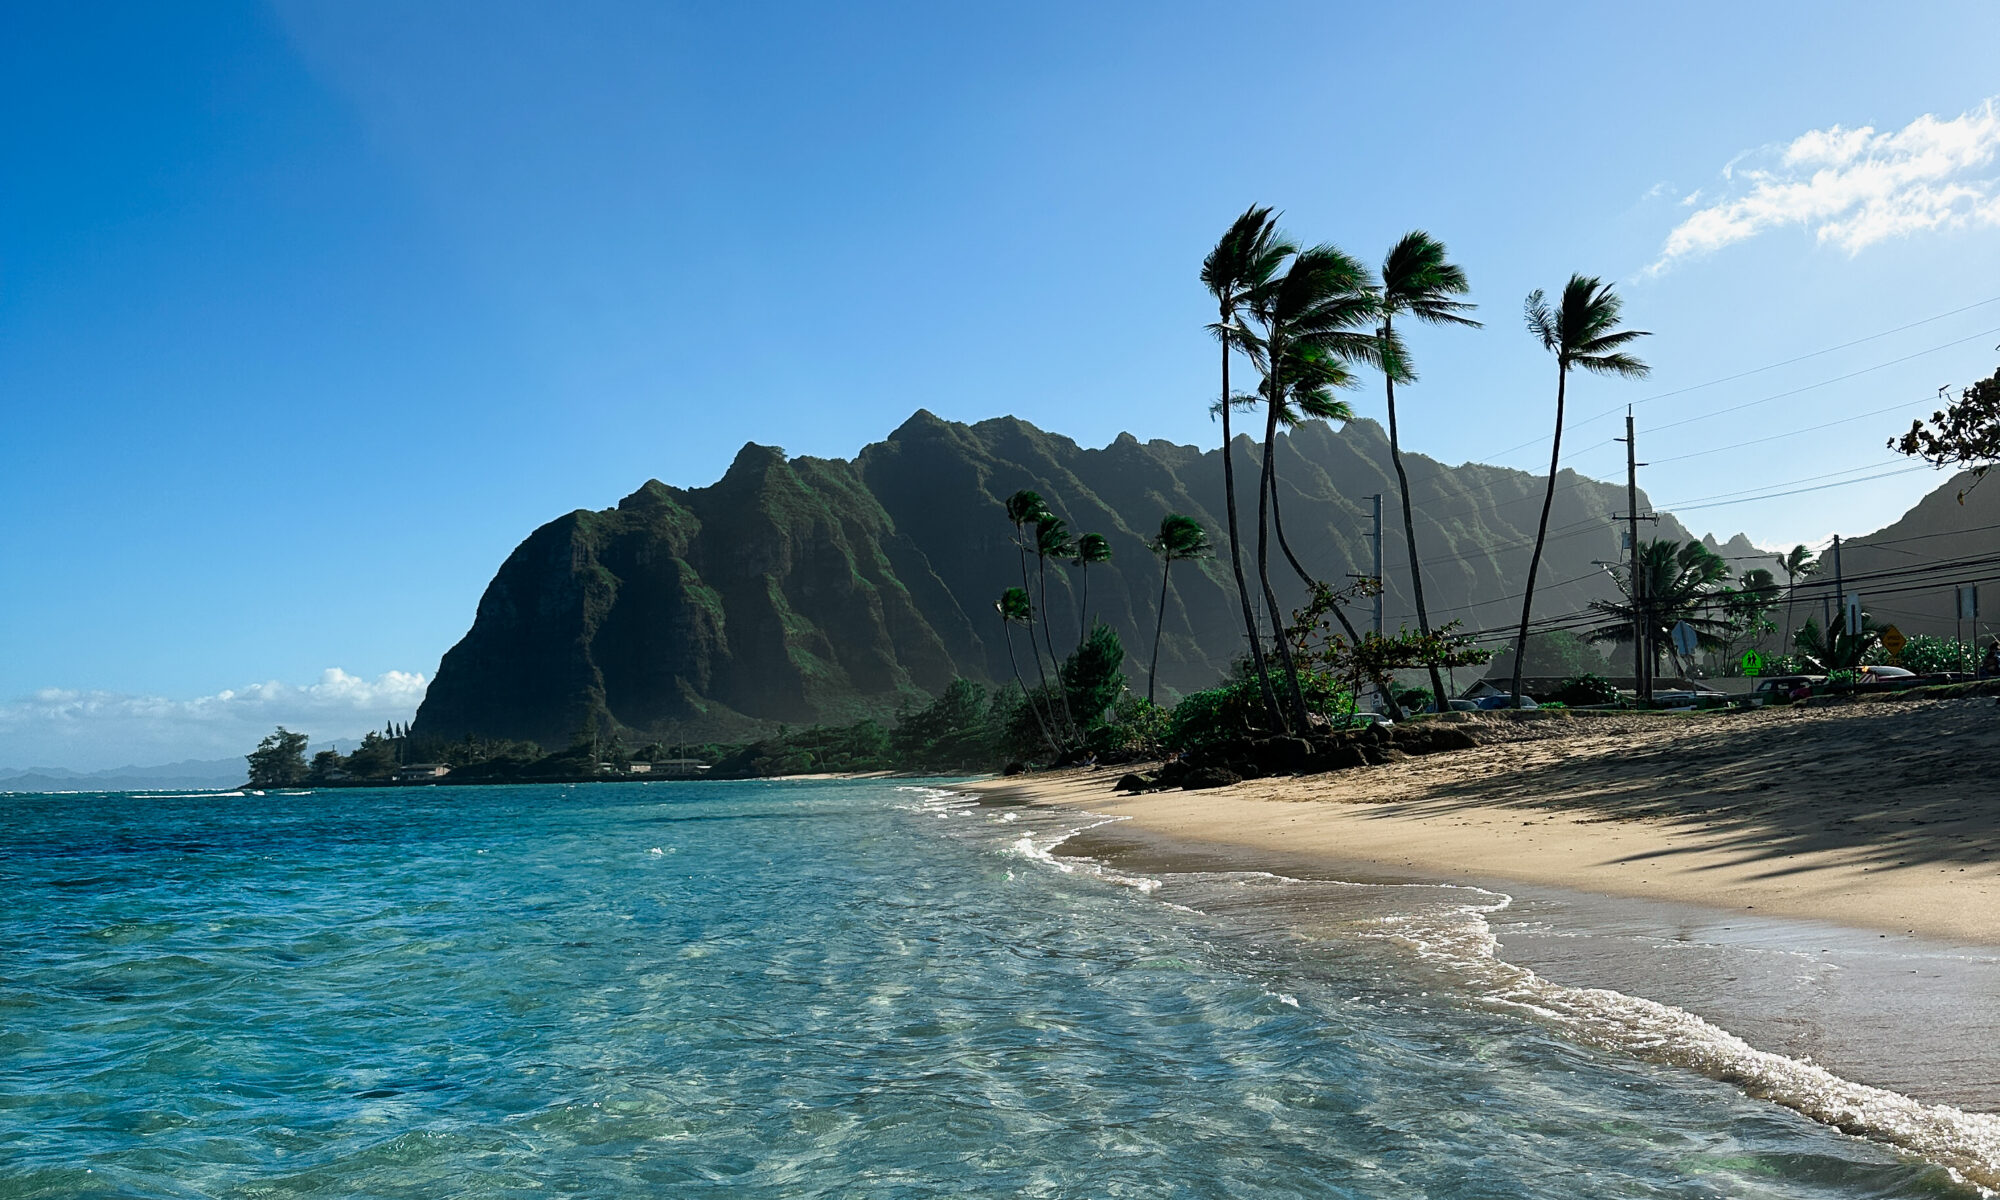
(1893, 365, 1999, 492)
(246, 727, 309, 787)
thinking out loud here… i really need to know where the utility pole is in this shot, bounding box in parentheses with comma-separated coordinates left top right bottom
(1832, 535, 1847, 634)
(1617, 410, 1650, 702)
(1368, 493, 1384, 636)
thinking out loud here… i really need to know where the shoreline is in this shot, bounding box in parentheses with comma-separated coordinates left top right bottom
(963, 698, 2000, 947)
(958, 698, 2000, 1117)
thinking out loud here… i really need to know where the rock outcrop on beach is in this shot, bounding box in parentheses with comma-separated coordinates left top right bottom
(414, 411, 1710, 747)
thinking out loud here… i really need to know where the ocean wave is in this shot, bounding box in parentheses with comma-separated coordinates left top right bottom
(947, 786, 2000, 1193)
(1381, 886, 2000, 1191)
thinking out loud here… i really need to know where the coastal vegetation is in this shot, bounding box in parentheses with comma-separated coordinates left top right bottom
(382, 207, 1996, 787)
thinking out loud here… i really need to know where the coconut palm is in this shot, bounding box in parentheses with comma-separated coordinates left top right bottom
(1793, 613, 1882, 673)
(1775, 543, 1818, 646)
(1004, 489, 1058, 697)
(1221, 350, 1392, 715)
(1202, 207, 1294, 729)
(1070, 533, 1113, 644)
(1148, 514, 1211, 705)
(1033, 516, 1079, 741)
(1510, 276, 1650, 706)
(996, 587, 1059, 756)
(1584, 540, 1732, 679)
(1242, 245, 1384, 729)
(1222, 344, 1359, 591)
(1377, 232, 1480, 710)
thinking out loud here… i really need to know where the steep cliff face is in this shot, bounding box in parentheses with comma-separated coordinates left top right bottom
(415, 410, 1693, 747)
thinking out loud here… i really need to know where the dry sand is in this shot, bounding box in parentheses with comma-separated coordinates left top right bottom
(964, 697, 2000, 946)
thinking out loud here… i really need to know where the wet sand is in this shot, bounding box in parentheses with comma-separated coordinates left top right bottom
(962, 697, 2000, 1110)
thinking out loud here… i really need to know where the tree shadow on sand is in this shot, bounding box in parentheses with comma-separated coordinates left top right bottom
(1359, 699, 2000, 876)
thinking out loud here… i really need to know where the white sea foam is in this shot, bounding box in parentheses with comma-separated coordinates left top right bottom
(1375, 891, 2000, 1192)
(927, 784, 2000, 1192)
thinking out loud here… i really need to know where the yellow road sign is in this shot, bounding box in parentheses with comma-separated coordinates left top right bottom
(1882, 625, 1906, 658)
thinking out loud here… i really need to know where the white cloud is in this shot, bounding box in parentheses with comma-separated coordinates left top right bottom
(1650, 99, 2000, 273)
(0, 669, 429, 772)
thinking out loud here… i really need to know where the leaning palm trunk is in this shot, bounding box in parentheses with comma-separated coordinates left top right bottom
(1016, 537, 1065, 747)
(1268, 473, 1403, 721)
(1510, 362, 1566, 705)
(1149, 558, 1173, 706)
(1003, 618, 1060, 758)
(1256, 403, 1311, 732)
(1034, 552, 1079, 745)
(1220, 332, 1284, 727)
(1383, 332, 1448, 709)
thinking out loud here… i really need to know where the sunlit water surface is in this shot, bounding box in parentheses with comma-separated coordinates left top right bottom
(0, 781, 1981, 1197)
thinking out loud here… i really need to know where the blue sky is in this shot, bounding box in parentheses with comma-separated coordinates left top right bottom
(6, 1, 2000, 768)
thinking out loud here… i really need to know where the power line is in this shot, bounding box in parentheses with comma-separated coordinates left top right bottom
(1643, 326, 2000, 436)
(1663, 465, 1932, 514)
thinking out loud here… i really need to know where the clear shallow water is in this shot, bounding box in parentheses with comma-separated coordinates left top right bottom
(0, 781, 1981, 1198)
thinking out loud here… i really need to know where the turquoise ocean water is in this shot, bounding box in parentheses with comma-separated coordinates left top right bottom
(1, 779, 1992, 1197)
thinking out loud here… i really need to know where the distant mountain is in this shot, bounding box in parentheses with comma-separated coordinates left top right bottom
(414, 411, 1732, 748)
(0, 756, 246, 793)
(1797, 470, 1998, 640)
(0, 741, 361, 793)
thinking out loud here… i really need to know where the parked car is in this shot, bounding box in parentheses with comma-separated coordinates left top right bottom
(1473, 694, 1538, 710)
(1751, 675, 1822, 703)
(1445, 699, 1481, 712)
(1651, 686, 1729, 708)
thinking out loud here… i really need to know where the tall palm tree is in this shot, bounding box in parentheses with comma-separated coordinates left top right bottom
(1511, 276, 1650, 707)
(996, 587, 1059, 757)
(1377, 232, 1480, 710)
(1243, 245, 1383, 729)
(1202, 207, 1294, 730)
(1148, 514, 1211, 705)
(1227, 350, 1393, 717)
(1004, 489, 1058, 701)
(1034, 516, 1079, 742)
(1775, 543, 1818, 648)
(1070, 533, 1113, 645)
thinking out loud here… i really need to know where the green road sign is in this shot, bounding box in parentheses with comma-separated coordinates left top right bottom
(1741, 649, 1764, 677)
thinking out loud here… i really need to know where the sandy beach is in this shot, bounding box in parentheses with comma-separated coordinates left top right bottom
(964, 696, 2000, 946)
(963, 695, 2000, 1114)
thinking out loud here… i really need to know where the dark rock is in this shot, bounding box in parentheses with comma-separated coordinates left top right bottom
(1002, 761, 1026, 776)
(1112, 772, 1155, 793)
(1181, 766, 1243, 790)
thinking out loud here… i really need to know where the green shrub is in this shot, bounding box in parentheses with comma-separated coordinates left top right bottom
(1825, 668, 1858, 688)
(1550, 672, 1621, 706)
(1898, 634, 1977, 675)
(1164, 669, 1353, 752)
(1393, 686, 1434, 714)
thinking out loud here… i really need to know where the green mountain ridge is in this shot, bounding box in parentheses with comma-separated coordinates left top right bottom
(412, 410, 1732, 747)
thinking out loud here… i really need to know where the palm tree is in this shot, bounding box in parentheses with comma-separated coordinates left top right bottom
(1242, 245, 1383, 729)
(1511, 276, 1650, 707)
(1793, 613, 1882, 673)
(1034, 515, 1079, 742)
(1775, 543, 1818, 647)
(996, 587, 1059, 757)
(1202, 207, 1294, 730)
(1148, 514, 1211, 705)
(1004, 489, 1058, 704)
(1584, 540, 1732, 679)
(1070, 533, 1113, 645)
(1377, 232, 1480, 710)
(1223, 349, 1395, 717)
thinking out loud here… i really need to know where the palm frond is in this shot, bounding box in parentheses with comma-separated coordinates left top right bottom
(1523, 290, 1557, 351)
(1380, 230, 1481, 328)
